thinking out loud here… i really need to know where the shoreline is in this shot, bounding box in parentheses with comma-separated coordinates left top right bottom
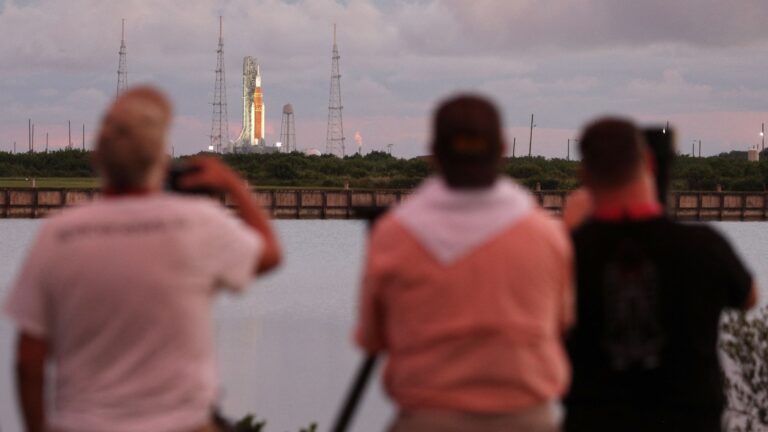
(1, 187, 768, 221)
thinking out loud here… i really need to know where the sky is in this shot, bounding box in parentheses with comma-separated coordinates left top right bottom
(1, 0, 768, 159)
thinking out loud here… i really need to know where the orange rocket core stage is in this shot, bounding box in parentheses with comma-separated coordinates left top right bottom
(254, 86, 264, 141)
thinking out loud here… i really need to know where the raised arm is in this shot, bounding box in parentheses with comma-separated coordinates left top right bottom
(180, 156, 282, 275)
(16, 332, 47, 432)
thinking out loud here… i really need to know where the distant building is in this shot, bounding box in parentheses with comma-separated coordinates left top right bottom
(305, 148, 322, 157)
(748, 146, 760, 162)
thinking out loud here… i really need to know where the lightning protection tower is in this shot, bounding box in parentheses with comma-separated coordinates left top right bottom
(280, 104, 296, 152)
(325, 24, 345, 157)
(116, 19, 128, 97)
(210, 16, 230, 153)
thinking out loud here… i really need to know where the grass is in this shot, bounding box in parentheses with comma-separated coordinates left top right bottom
(0, 177, 100, 188)
(0, 178, 407, 191)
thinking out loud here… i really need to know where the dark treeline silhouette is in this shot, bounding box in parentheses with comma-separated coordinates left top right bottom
(2, 148, 768, 191)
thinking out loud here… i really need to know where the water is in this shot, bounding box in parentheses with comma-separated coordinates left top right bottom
(1, 220, 767, 432)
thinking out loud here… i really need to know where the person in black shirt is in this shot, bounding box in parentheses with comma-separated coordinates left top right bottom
(564, 118, 757, 432)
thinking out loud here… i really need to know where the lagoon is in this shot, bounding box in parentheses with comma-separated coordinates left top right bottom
(1, 219, 767, 431)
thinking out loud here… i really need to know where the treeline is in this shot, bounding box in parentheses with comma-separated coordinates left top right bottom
(0, 149, 95, 177)
(2, 148, 768, 191)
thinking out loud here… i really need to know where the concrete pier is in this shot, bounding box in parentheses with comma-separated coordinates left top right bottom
(1, 188, 768, 221)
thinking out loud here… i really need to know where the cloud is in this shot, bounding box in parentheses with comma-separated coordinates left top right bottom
(398, 0, 768, 55)
(1, 0, 768, 158)
(628, 70, 711, 97)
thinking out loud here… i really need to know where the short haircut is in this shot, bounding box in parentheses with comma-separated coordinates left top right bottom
(579, 117, 645, 188)
(432, 94, 503, 187)
(120, 86, 173, 123)
(96, 86, 173, 190)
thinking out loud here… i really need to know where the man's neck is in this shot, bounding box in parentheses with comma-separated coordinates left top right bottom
(591, 174, 661, 219)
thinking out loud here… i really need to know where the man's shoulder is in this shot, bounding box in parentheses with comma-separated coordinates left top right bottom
(49, 194, 233, 227)
(519, 207, 570, 246)
(574, 217, 727, 249)
(371, 210, 410, 240)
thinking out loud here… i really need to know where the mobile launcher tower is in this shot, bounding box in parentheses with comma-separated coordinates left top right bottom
(230, 56, 275, 153)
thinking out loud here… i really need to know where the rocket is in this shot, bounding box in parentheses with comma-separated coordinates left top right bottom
(253, 62, 264, 144)
(237, 56, 265, 146)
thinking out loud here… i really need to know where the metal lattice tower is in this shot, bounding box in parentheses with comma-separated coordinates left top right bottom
(326, 24, 345, 157)
(210, 16, 230, 153)
(116, 19, 127, 97)
(280, 104, 296, 152)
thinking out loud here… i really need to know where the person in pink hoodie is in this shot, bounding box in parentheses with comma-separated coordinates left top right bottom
(356, 94, 574, 432)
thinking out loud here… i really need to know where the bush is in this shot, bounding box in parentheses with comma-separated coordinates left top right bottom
(507, 161, 543, 179)
(720, 307, 768, 431)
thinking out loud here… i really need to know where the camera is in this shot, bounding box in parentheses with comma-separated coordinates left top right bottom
(643, 126, 676, 206)
(165, 161, 210, 194)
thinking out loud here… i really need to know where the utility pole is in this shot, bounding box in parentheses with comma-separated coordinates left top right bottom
(31, 123, 34, 153)
(28, 119, 31, 153)
(512, 137, 516, 158)
(46, 133, 48, 152)
(528, 114, 534, 157)
(567, 139, 570, 161)
(82, 124, 85, 150)
(13, 141, 16, 154)
(691, 141, 695, 157)
(68, 120, 72, 149)
(698, 140, 701, 158)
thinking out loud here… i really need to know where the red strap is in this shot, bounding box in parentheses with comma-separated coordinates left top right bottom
(593, 203, 663, 221)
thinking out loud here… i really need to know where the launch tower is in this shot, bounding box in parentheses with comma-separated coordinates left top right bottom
(325, 24, 345, 157)
(209, 16, 230, 154)
(116, 19, 127, 97)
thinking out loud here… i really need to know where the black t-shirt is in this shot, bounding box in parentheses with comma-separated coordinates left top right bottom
(564, 217, 752, 432)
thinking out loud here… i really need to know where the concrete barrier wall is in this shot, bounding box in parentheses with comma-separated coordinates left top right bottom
(1, 188, 768, 221)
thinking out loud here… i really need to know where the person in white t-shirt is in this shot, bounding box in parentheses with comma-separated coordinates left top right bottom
(4, 86, 282, 432)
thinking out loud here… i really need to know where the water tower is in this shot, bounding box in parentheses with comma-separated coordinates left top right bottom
(280, 104, 296, 152)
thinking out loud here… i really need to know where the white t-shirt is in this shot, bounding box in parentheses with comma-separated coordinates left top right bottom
(4, 193, 263, 432)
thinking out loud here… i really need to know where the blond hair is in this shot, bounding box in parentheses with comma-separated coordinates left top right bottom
(96, 86, 173, 190)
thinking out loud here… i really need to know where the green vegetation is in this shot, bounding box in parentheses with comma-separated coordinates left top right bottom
(228, 414, 317, 432)
(0, 149, 94, 178)
(721, 307, 768, 431)
(0, 177, 100, 188)
(1, 149, 768, 191)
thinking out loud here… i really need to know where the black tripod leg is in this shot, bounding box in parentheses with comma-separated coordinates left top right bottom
(330, 354, 379, 432)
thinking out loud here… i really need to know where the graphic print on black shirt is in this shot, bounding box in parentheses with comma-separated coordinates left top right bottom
(602, 239, 664, 371)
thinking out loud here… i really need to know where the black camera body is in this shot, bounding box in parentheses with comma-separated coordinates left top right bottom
(643, 127, 676, 206)
(165, 162, 211, 195)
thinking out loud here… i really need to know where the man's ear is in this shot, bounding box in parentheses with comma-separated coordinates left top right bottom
(430, 144, 442, 173)
(642, 147, 656, 173)
(578, 165, 590, 187)
(91, 146, 102, 173)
